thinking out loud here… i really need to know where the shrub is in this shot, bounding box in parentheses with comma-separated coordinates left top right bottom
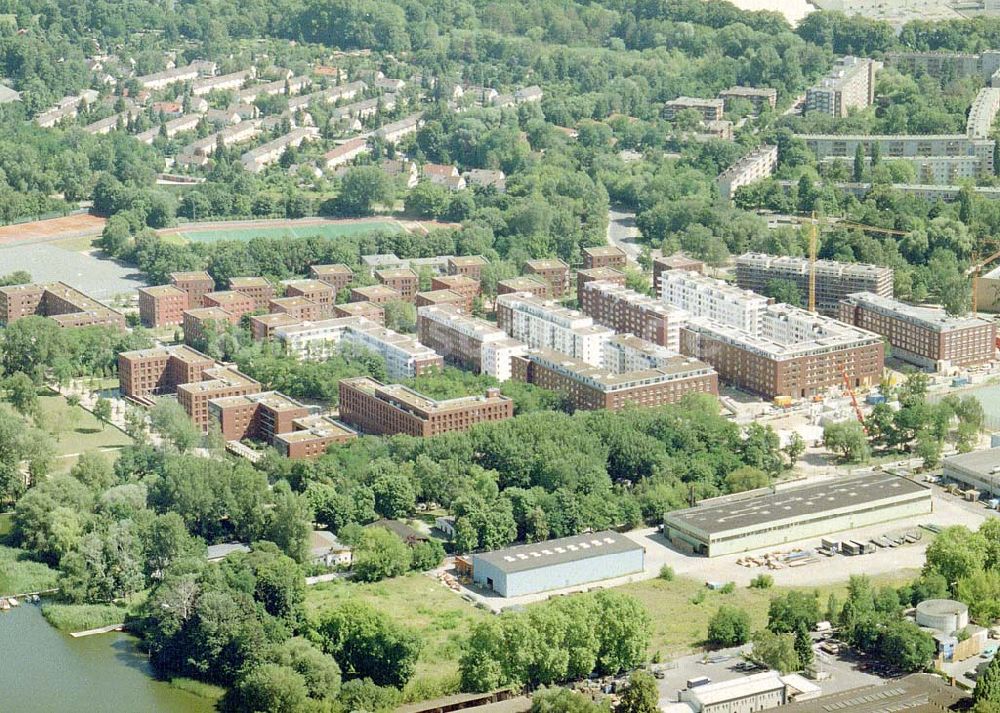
(658, 565, 675, 581)
(750, 574, 774, 589)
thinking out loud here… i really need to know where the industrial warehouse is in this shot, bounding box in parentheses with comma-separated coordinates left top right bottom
(470, 530, 645, 597)
(663, 473, 932, 557)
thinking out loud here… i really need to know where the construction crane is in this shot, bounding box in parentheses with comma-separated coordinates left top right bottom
(842, 367, 867, 433)
(965, 245, 1000, 315)
(787, 213, 907, 313)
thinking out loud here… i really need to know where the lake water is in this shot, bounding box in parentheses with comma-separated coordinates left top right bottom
(724, 0, 816, 25)
(0, 604, 214, 713)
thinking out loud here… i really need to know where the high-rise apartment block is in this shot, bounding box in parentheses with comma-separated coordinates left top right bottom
(228, 277, 276, 311)
(169, 271, 215, 309)
(417, 304, 526, 381)
(805, 56, 880, 118)
(580, 280, 687, 352)
(138, 285, 188, 327)
(495, 292, 614, 366)
(309, 264, 354, 292)
(523, 259, 570, 297)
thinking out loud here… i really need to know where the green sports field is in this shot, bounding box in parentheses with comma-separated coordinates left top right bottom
(172, 220, 403, 243)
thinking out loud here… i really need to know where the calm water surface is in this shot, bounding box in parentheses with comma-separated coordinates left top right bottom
(0, 604, 213, 713)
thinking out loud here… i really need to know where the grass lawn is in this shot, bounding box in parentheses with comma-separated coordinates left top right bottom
(168, 678, 226, 702)
(305, 573, 487, 702)
(51, 235, 100, 252)
(35, 391, 132, 471)
(0, 544, 59, 596)
(41, 603, 127, 632)
(0, 512, 12, 539)
(174, 220, 402, 244)
(619, 572, 918, 660)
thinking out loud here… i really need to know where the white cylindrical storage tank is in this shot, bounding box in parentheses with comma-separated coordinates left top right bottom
(915, 599, 969, 633)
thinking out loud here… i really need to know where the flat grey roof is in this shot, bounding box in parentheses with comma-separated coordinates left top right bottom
(944, 448, 1000, 476)
(472, 530, 642, 574)
(781, 674, 967, 713)
(666, 472, 929, 537)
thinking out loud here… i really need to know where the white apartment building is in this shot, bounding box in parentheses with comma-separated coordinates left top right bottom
(717, 145, 778, 200)
(137, 64, 201, 90)
(495, 293, 613, 367)
(240, 127, 319, 173)
(191, 69, 254, 96)
(375, 114, 423, 143)
(416, 304, 527, 381)
(602, 334, 678, 374)
(273, 317, 441, 380)
(968, 87, 1000, 139)
(660, 271, 768, 335)
(805, 56, 880, 117)
(482, 338, 527, 382)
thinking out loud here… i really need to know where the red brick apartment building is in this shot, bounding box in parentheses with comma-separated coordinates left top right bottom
(338, 377, 513, 437)
(838, 292, 996, 371)
(250, 312, 302, 341)
(203, 291, 256, 321)
(511, 348, 718, 411)
(430, 275, 480, 311)
(652, 254, 704, 296)
(209, 391, 311, 442)
(183, 307, 236, 346)
(138, 285, 188, 327)
(523, 259, 570, 297)
(267, 296, 324, 322)
(272, 414, 358, 459)
(375, 268, 419, 301)
(176, 366, 261, 431)
(580, 280, 687, 352)
(447, 255, 489, 280)
(576, 268, 626, 304)
(283, 279, 335, 315)
(332, 301, 385, 324)
(118, 345, 216, 402)
(309, 264, 354, 292)
(169, 271, 215, 308)
(0, 282, 125, 329)
(415, 289, 466, 311)
(349, 285, 402, 305)
(496, 276, 550, 299)
(228, 276, 276, 311)
(582, 246, 627, 270)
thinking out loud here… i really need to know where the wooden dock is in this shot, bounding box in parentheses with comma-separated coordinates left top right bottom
(70, 624, 124, 638)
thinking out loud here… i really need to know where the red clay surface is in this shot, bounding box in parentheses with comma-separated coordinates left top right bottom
(0, 214, 106, 246)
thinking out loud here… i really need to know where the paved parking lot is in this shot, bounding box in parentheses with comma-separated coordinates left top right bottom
(0, 243, 146, 300)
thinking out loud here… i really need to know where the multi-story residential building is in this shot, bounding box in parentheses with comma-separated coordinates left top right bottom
(805, 56, 880, 117)
(463, 169, 506, 193)
(324, 137, 370, 169)
(170, 271, 215, 309)
(679, 304, 885, 399)
(228, 276, 275, 311)
(968, 87, 1000, 139)
(735, 253, 894, 316)
(332, 301, 385, 324)
(191, 69, 253, 96)
(203, 291, 256, 321)
(309, 264, 353, 292)
(137, 285, 188, 327)
(183, 307, 235, 346)
(417, 304, 527, 380)
(237, 76, 312, 103)
(580, 281, 688, 352)
(0, 282, 125, 329)
(496, 276, 550, 299)
(523, 258, 570, 297)
(512, 347, 718, 412)
(250, 312, 302, 341)
(718, 86, 778, 115)
(118, 345, 215, 402)
(885, 50, 1000, 82)
(660, 271, 768, 334)
(652, 254, 705, 296)
(374, 114, 423, 143)
(375, 268, 419, 301)
(272, 414, 358, 459)
(583, 246, 627, 270)
(361, 253, 406, 273)
(602, 334, 680, 373)
(448, 255, 489, 279)
(415, 289, 466, 311)
(576, 267, 626, 304)
(495, 293, 614, 366)
(282, 279, 335, 315)
(240, 127, 318, 173)
(717, 145, 778, 200)
(429, 275, 479, 311)
(209, 391, 311, 442)
(798, 134, 996, 183)
(839, 292, 996, 371)
(136, 64, 201, 90)
(267, 296, 324, 322)
(664, 97, 725, 122)
(177, 366, 261, 432)
(338, 377, 513, 437)
(273, 317, 444, 380)
(349, 285, 401, 305)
